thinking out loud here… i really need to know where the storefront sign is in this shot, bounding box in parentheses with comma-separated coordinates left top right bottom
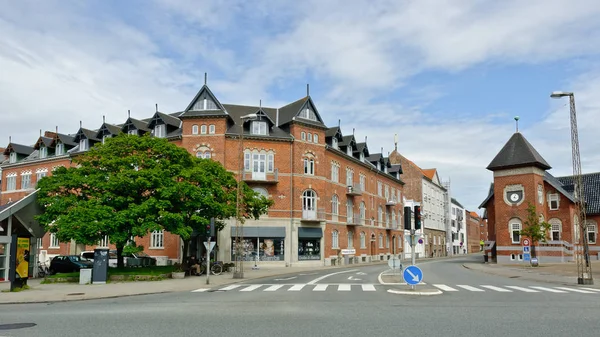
(298, 255, 321, 261)
(15, 237, 30, 279)
(341, 249, 356, 255)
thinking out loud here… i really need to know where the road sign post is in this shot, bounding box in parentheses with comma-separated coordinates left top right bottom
(403, 265, 423, 290)
(522, 238, 531, 262)
(388, 257, 402, 274)
(203, 240, 216, 285)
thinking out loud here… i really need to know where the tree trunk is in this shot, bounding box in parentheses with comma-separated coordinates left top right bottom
(182, 238, 190, 264)
(531, 242, 537, 259)
(116, 244, 125, 268)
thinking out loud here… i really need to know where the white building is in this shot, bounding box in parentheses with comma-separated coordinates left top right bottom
(420, 169, 447, 258)
(451, 198, 467, 255)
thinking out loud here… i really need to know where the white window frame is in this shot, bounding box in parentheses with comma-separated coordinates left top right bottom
(128, 129, 137, 136)
(346, 200, 354, 224)
(346, 145, 352, 156)
(377, 181, 382, 197)
(360, 202, 366, 224)
(192, 125, 199, 135)
(9, 151, 17, 163)
(209, 125, 215, 134)
(359, 174, 366, 191)
(550, 220, 561, 241)
(36, 169, 48, 185)
(313, 134, 318, 143)
(332, 138, 338, 149)
(538, 185, 543, 204)
(307, 133, 312, 142)
(378, 206, 383, 226)
(301, 131, 306, 140)
(267, 154, 274, 172)
(379, 234, 384, 248)
(21, 172, 31, 190)
(154, 124, 166, 138)
(56, 141, 65, 155)
(251, 121, 267, 135)
(50, 233, 60, 248)
(588, 224, 596, 244)
(150, 230, 164, 249)
(346, 168, 353, 187)
(332, 230, 339, 249)
(510, 221, 522, 244)
(348, 231, 354, 249)
(39, 146, 48, 159)
(331, 194, 339, 221)
(6, 173, 17, 191)
(549, 193, 559, 210)
(79, 138, 88, 151)
(304, 157, 315, 175)
(200, 125, 207, 135)
(37, 238, 43, 249)
(360, 232, 366, 249)
(386, 235, 390, 249)
(331, 162, 339, 182)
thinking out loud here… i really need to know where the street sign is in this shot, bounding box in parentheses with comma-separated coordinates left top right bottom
(388, 257, 402, 270)
(418, 238, 423, 244)
(523, 246, 530, 253)
(203, 241, 216, 252)
(523, 238, 530, 246)
(403, 265, 423, 285)
(524, 253, 531, 262)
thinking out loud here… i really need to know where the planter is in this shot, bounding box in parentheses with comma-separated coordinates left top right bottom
(171, 272, 185, 279)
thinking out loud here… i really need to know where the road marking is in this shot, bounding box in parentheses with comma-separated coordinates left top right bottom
(240, 285, 262, 292)
(191, 288, 209, 292)
(505, 286, 540, 293)
(362, 284, 376, 291)
(554, 287, 596, 294)
(456, 285, 484, 292)
(288, 284, 305, 291)
(264, 285, 284, 291)
(274, 276, 297, 281)
(580, 287, 600, 292)
(481, 285, 512, 292)
(219, 285, 242, 291)
(313, 284, 328, 291)
(307, 269, 358, 284)
(338, 284, 352, 291)
(529, 286, 567, 293)
(348, 276, 362, 281)
(432, 284, 458, 292)
(299, 273, 318, 276)
(356, 272, 367, 275)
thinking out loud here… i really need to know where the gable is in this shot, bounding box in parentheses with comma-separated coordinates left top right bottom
(296, 98, 324, 124)
(183, 85, 226, 113)
(278, 96, 325, 127)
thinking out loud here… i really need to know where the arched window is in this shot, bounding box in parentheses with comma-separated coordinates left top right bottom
(302, 190, 317, 211)
(331, 194, 339, 221)
(252, 187, 268, 198)
(209, 125, 215, 134)
(347, 231, 354, 249)
(360, 232, 366, 249)
(379, 234, 384, 248)
(549, 218, 562, 241)
(332, 230, 339, 249)
(346, 200, 354, 224)
(509, 218, 522, 244)
(386, 235, 390, 249)
(192, 125, 199, 135)
(200, 125, 207, 134)
(587, 221, 597, 244)
(359, 202, 366, 225)
(303, 157, 315, 175)
(378, 206, 383, 226)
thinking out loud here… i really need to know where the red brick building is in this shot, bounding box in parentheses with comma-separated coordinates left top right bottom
(466, 211, 486, 253)
(479, 131, 600, 264)
(0, 82, 405, 276)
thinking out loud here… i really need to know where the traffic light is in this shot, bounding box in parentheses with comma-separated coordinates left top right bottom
(205, 218, 215, 237)
(414, 205, 421, 230)
(404, 206, 412, 230)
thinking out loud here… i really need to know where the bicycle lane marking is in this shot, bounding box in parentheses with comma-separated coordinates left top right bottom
(307, 269, 359, 285)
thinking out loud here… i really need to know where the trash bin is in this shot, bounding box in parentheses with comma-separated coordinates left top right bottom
(483, 255, 489, 263)
(80, 268, 92, 284)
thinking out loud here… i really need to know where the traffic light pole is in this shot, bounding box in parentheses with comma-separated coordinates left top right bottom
(206, 235, 211, 285)
(411, 229, 416, 267)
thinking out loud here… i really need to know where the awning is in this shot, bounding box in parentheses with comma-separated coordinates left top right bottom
(229, 226, 286, 237)
(298, 227, 322, 238)
(0, 189, 45, 238)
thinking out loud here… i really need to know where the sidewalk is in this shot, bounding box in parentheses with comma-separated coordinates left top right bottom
(463, 260, 600, 287)
(0, 262, 386, 304)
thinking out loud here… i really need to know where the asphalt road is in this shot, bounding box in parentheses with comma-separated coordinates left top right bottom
(2, 256, 600, 337)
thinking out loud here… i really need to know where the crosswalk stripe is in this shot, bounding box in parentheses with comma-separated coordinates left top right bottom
(240, 285, 263, 292)
(554, 287, 596, 294)
(313, 284, 328, 291)
(456, 285, 485, 292)
(530, 286, 567, 293)
(433, 284, 458, 291)
(481, 285, 512, 292)
(288, 284, 306, 291)
(219, 285, 242, 291)
(191, 288, 209, 292)
(338, 284, 351, 291)
(505, 286, 540, 293)
(580, 287, 600, 292)
(264, 285, 284, 292)
(362, 284, 376, 291)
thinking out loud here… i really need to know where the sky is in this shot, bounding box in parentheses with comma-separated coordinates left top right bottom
(2, 0, 600, 213)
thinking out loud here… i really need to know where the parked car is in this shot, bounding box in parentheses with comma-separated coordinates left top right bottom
(49, 255, 93, 274)
(112, 250, 157, 267)
(80, 251, 118, 268)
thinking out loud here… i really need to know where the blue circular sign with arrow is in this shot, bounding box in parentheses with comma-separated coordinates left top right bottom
(403, 265, 423, 285)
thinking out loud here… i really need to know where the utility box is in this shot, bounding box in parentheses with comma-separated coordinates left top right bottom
(79, 268, 92, 284)
(92, 248, 109, 284)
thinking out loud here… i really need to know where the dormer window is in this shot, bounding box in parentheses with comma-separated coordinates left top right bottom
(346, 146, 352, 156)
(128, 129, 137, 136)
(9, 152, 17, 163)
(154, 124, 166, 138)
(39, 146, 48, 159)
(251, 121, 268, 135)
(376, 162, 381, 170)
(192, 96, 218, 110)
(359, 153, 364, 162)
(79, 138, 89, 151)
(102, 135, 111, 144)
(332, 138, 338, 149)
(56, 142, 64, 155)
(299, 107, 317, 121)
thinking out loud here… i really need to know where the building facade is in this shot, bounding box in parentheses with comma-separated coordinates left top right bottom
(479, 131, 600, 263)
(466, 211, 486, 253)
(451, 198, 467, 254)
(0, 82, 406, 278)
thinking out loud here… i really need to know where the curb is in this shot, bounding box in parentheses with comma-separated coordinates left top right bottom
(461, 263, 583, 287)
(387, 289, 442, 296)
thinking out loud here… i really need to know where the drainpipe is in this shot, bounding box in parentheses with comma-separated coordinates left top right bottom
(289, 137, 295, 267)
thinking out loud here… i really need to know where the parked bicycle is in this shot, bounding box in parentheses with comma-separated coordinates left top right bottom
(198, 259, 223, 276)
(37, 261, 50, 278)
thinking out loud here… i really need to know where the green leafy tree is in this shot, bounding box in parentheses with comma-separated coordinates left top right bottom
(520, 203, 551, 261)
(36, 134, 272, 267)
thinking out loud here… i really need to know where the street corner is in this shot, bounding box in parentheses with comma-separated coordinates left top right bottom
(387, 285, 442, 296)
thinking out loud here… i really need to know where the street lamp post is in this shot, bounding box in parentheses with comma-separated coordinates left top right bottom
(550, 91, 593, 285)
(233, 113, 258, 279)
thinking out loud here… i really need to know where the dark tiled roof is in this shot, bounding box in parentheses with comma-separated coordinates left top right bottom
(367, 153, 383, 162)
(223, 104, 292, 140)
(157, 112, 182, 128)
(452, 198, 465, 209)
(74, 128, 100, 142)
(487, 132, 551, 171)
(277, 97, 308, 126)
(3, 143, 34, 156)
(34, 136, 53, 149)
(389, 164, 402, 174)
(181, 85, 227, 115)
(100, 123, 122, 136)
(339, 135, 355, 147)
(355, 142, 369, 156)
(179, 110, 226, 118)
(166, 128, 183, 139)
(122, 117, 150, 132)
(479, 183, 495, 208)
(544, 172, 576, 203)
(57, 133, 77, 147)
(556, 172, 600, 214)
(325, 127, 342, 138)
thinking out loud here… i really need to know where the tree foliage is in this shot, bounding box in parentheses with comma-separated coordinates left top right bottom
(519, 203, 551, 259)
(36, 134, 272, 267)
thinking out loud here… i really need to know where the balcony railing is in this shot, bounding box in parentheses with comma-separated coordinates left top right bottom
(385, 197, 398, 206)
(242, 169, 279, 184)
(346, 184, 363, 196)
(387, 220, 399, 230)
(301, 208, 326, 222)
(346, 213, 363, 226)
